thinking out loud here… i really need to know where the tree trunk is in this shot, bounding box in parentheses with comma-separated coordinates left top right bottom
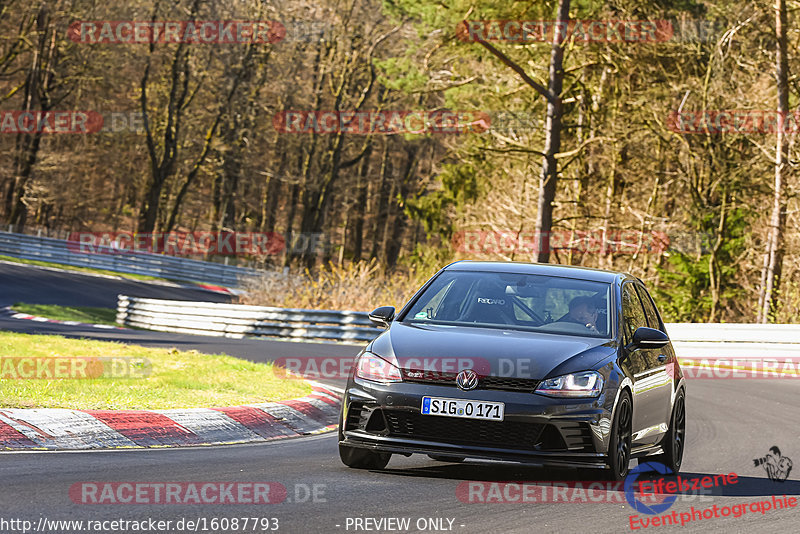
(386, 145, 418, 266)
(708, 189, 727, 322)
(164, 46, 257, 234)
(533, 0, 570, 263)
(5, 2, 56, 229)
(371, 142, 392, 260)
(351, 143, 373, 261)
(260, 137, 289, 234)
(758, 0, 789, 323)
(137, 0, 202, 234)
(283, 182, 300, 267)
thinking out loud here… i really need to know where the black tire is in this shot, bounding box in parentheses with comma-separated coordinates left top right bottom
(427, 454, 466, 463)
(605, 389, 632, 480)
(645, 389, 685, 473)
(339, 444, 391, 470)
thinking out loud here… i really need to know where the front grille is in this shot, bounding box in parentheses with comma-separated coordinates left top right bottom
(384, 410, 545, 450)
(401, 371, 539, 393)
(481, 376, 539, 392)
(401, 370, 458, 386)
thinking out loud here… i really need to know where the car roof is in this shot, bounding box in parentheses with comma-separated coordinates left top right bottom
(443, 260, 631, 284)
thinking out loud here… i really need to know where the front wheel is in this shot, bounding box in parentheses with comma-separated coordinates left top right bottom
(604, 390, 632, 480)
(646, 389, 685, 473)
(339, 444, 391, 470)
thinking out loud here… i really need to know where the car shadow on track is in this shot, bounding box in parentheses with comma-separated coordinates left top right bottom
(379, 463, 800, 497)
(381, 461, 599, 482)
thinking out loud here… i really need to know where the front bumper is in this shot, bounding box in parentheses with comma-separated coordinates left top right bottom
(339, 378, 616, 469)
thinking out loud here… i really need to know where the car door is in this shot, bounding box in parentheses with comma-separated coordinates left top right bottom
(635, 283, 676, 430)
(620, 282, 669, 446)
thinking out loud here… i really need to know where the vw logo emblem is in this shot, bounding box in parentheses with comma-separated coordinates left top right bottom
(456, 369, 479, 391)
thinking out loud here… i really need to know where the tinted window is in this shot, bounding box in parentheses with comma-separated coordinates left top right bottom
(414, 277, 455, 320)
(403, 270, 612, 338)
(635, 284, 662, 330)
(621, 283, 648, 343)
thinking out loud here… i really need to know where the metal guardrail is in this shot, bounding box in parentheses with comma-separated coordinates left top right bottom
(666, 323, 800, 343)
(117, 295, 383, 342)
(0, 231, 262, 288)
(667, 323, 800, 360)
(116, 295, 800, 349)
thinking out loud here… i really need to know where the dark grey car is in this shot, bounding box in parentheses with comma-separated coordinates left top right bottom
(338, 261, 686, 480)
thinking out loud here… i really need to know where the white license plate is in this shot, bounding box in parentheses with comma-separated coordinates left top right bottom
(421, 397, 504, 421)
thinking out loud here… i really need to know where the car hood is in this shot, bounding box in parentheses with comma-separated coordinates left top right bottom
(369, 322, 617, 380)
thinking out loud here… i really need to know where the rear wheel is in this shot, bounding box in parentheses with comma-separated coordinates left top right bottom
(339, 444, 391, 470)
(427, 454, 465, 463)
(604, 390, 632, 480)
(645, 389, 685, 473)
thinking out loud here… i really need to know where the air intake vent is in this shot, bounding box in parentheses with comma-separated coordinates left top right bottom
(385, 410, 545, 450)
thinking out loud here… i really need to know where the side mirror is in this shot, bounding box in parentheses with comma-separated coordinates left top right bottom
(632, 327, 669, 349)
(369, 306, 395, 328)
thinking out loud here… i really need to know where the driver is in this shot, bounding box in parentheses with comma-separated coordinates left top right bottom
(558, 296, 600, 333)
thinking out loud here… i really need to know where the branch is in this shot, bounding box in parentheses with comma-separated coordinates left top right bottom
(554, 136, 614, 159)
(744, 136, 778, 165)
(340, 142, 372, 169)
(474, 39, 552, 102)
(479, 146, 547, 157)
(411, 75, 479, 94)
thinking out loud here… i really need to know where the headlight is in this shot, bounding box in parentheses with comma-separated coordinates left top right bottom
(535, 370, 603, 398)
(355, 352, 402, 383)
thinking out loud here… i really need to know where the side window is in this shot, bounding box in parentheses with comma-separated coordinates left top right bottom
(635, 284, 662, 331)
(621, 283, 648, 344)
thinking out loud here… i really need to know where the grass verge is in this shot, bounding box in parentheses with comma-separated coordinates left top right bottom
(12, 303, 118, 326)
(0, 332, 311, 409)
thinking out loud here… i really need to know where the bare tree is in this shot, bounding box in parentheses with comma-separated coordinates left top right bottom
(757, 0, 790, 323)
(3, 1, 69, 228)
(472, 0, 570, 263)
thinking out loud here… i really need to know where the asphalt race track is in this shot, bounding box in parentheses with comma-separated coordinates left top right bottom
(3, 384, 800, 534)
(2, 266, 799, 533)
(0, 262, 233, 308)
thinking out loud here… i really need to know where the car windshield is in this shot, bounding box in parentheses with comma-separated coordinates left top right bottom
(402, 270, 613, 338)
